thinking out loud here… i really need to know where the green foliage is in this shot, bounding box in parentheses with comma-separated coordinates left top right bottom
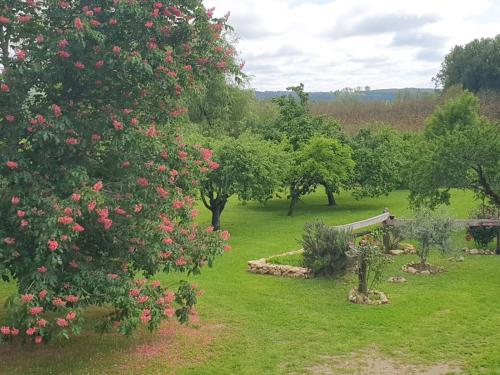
(348, 242, 392, 293)
(302, 222, 352, 277)
(197, 134, 290, 229)
(287, 136, 354, 215)
(409, 92, 500, 208)
(350, 127, 412, 198)
(405, 208, 454, 263)
(435, 35, 500, 92)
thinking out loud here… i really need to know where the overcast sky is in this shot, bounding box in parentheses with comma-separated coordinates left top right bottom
(205, 0, 500, 91)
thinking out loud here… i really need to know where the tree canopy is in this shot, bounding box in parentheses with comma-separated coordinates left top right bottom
(409, 92, 500, 208)
(435, 35, 500, 92)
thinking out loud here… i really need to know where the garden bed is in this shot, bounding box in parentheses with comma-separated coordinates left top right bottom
(402, 262, 444, 275)
(247, 250, 313, 278)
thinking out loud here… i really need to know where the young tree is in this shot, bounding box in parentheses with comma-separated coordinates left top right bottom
(0, 0, 240, 343)
(198, 135, 289, 230)
(287, 136, 354, 216)
(409, 92, 500, 209)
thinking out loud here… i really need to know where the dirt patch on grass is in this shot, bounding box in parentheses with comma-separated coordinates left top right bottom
(309, 348, 462, 375)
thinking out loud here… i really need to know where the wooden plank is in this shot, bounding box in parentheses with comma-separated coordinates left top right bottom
(391, 218, 500, 227)
(335, 212, 391, 231)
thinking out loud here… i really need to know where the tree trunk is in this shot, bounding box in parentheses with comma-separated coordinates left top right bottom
(496, 227, 500, 255)
(326, 187, 336, 206)
(288, 191, 299, 216)
(358, 256, 368, 294)
(211, 206, 222, 231)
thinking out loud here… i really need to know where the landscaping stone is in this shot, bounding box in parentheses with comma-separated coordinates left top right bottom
(388, 276, 407, 283)
(448, 256, 465, 262)
(247, 251, 313, 279)
(402, 263, 444, 275)
(348, 289, 389, 305)
(463, 248, 495, 255)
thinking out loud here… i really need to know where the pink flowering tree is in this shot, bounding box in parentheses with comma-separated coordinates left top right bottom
(0, 0, 240, 344)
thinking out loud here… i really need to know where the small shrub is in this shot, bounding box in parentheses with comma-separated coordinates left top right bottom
(467, 204, 499, 248)
(302, 222, 351, 277)
(405, 208, 454, 264)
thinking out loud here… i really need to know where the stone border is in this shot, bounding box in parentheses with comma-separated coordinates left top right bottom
(463, 248, 495, 255)
(348, 289, 389, 305)
(402, 263, 444, 275)
(247, 250, 313, 279)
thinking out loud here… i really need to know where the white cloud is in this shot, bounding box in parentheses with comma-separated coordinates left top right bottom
(205, 0, 500, 91)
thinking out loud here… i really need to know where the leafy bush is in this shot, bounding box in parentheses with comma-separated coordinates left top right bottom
(302, 222, 351, 277)
(467, 204, 499, 248)
(405, 208, 454, 264)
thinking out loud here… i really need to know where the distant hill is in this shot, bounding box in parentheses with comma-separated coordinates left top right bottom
(255, 88, 438, 102)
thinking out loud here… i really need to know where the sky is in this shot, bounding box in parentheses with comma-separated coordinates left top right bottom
(205, 0, 500, 91)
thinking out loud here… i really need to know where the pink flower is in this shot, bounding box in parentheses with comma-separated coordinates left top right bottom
(11, 196, 20, 205)
(164, 307, 175, 318)
(29, 306, 44, 316)
(47, 240, 59, 252)
(220, 230, 230, 241)
(26, 327, 37, 336)
(74, 61, 85, 70)
(34, 336, 43, 344)
(17, 210, 26, 218)
(113, 119, 123, 130)
(165, 292, 175, 304)
(112, 46, 121, 55)
(72, 224, 85, 232)
(6, 161, 18, 170)
(10, 328, 19, 336)
(74, 17, 83, 30)
(58, 50, 71, 59)
(18, 15, 32, 23)
(107, 273, 119, 280)
(1, 326, 11, 335)
(58, 39, 69, 49)
(5, 114, 15, 123)
(163, 237, 173, 245)
(91, 133, 101, 142)
(3, 237, 15, 245)
(95, 60, 104, 69)
(209, 161, 220, 170)
(38, 319, 47, 328)
(130, 117, 138, 126)
(58, 216, 73, 225)
(137, 295, 149, 303)
(183, 65, 192, 71)
(129, 289, 140, 297)
(88, 200, 97, 212)
(140, 309, 152, 323)
(38, 266, 47, 273)
(109, 18, 118, 25)
(137, 178, 149, 187)
(52, 298, 66, 306)
(90, 19, 101, 27)
(172, 200, 184, 210)
(64, 207, 73, 215)
(92, 181, 103, 192)
(66, 294, 80, 303)
(36, 34, 45, 43)
(21, 294, 34, 303)
(115, 207, 126, 215)
(134, 204, 143, 213)
(56, 318, 69, 328)
(52, 104, 62, 118)
(224, 245, 232, 251)
(0, 16, 10, 24)
(151, 280, 161, 288)
(156, 186, 168, 198)
(71, 193, 81, 202)
(66, 311, 76, 321)
(66, 137, 79, 145)
(39, 290, 48, 299)
(0, 83, 9, 93)
(145, 20, 153, 28)
(15, 49, 26, 61)
(69, 260, 79, 269)
(175, 257, 187, 266)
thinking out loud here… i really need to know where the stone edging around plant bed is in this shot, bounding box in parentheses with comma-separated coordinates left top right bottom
(348, 288, 389, 305)
(402, 263, 444, 275)
(463, 248, 496, 255)
(247, 250, 313, 279)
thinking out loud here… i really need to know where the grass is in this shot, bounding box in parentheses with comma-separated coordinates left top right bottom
(1, 189, 500, 374)
(267, 252, 305, 267)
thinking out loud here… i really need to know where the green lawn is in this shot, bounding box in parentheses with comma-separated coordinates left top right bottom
(1, 190, 500, 374)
